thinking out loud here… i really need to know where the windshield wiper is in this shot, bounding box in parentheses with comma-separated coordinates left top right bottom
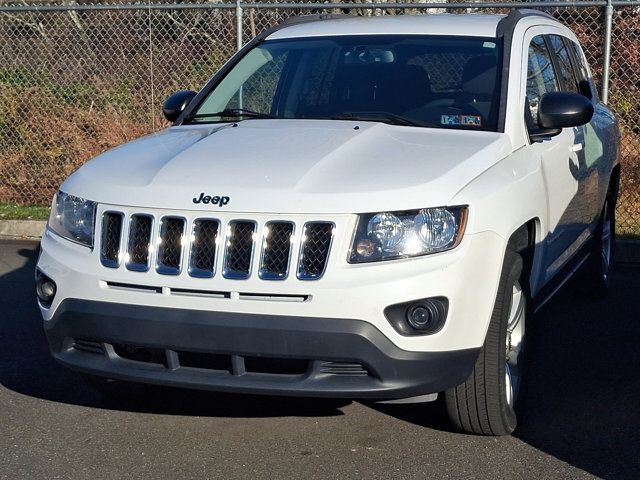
(331, 111, 437, 128)
(185, 108, 274, 122)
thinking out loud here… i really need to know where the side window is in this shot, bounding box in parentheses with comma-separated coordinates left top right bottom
(565, 39, 593, 99)
(526, 35, 559, 128)
(547, 35, 579, 93)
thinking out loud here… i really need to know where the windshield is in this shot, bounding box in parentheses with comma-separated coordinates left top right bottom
(188, 35, 502, 131)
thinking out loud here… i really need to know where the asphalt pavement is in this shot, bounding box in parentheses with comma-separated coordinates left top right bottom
(1, 239, 638, 480)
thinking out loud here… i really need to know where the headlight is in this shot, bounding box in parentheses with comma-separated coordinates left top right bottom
(349, 206, 467, 263)
(48, 191, 97, 248)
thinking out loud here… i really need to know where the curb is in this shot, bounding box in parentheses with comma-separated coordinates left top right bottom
(0, 220, 47, 239)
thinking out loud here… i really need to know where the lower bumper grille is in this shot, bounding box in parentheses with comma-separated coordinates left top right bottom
(72, 339, 104, 354)
(73, 338, 366, 378)
(319, 361, 369, 376)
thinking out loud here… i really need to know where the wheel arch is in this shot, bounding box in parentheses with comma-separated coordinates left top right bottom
(609, 163, 621, 204)
(506, 218, 540, 298)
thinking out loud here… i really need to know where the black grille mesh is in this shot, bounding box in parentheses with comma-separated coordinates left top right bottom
(127, 215, 152, 267)
(299, 222, 333, 278)
(224, 221, 255, 277)
(100, 213, 122, 266)
(319, 361, 369, 376)
(260, 222, 294, 279)
(157, 217, 185, 271)
(189, 219, 219, 275)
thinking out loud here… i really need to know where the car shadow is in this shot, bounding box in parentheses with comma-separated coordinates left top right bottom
(1, 240, 639, 478)
(514, 261, 640, 480)
(0, 241, 348, 418)
(370, 260, 640, 479)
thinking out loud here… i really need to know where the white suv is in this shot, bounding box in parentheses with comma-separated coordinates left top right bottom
(36, 10, 620, 435)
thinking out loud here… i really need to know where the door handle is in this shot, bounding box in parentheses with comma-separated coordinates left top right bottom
(570, 143, 583, 152)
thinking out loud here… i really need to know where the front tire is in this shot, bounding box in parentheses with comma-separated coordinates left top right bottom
(444, 250, 526, 436)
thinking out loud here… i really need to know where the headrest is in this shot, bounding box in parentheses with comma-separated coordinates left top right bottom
(399, 64, 432, 94)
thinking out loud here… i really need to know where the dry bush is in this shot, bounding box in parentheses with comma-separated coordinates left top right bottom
(0, 84, 151, 203)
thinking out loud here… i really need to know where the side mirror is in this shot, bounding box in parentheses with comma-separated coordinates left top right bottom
(538, 91, 594, 129)
(162, 90, 197, 123)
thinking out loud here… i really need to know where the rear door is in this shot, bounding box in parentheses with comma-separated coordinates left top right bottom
(564, 37, 616, 223)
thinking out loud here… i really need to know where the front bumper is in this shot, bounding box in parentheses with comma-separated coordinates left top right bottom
(38, 222, 507, 353)
(46, 299, 480, 400)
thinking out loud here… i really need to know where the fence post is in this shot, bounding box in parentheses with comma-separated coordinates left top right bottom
(236, 0, 243, 51)
(601, 0, 614, 104)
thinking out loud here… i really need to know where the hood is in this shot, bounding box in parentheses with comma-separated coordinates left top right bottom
(62, 119, 513, 214)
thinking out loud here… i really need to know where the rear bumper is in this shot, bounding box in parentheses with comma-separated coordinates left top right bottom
(45, 299, 479, 400)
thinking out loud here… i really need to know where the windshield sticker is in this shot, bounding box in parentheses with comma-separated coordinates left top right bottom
(441, 115, 482, 127)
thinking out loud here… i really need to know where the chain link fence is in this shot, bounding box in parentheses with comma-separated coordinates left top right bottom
(0, 0, 638, 236)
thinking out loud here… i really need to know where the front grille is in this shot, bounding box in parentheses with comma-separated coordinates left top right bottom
(156, 217, 186, 275)
(259, 221, 294, 280)
(223, 220, 256, 279)
(100, 212, 123, 268)
(126, 214, 153, 271)
(188, 219, 219, 278)
(298, 222, 334, 280)
(99, 211, 334, 281)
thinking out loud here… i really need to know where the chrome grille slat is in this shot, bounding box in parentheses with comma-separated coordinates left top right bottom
(259, 221, 294, 280)
(126, 214, 153, 272)
(298, 222, 334, 280)
(100, 212, 123, 268)
(223, 220, 257, 279)
(156, 216, 186, 275)
(188, 219, 220, 278)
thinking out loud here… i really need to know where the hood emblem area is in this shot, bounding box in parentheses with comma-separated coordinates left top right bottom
(193, 192, 230, 207)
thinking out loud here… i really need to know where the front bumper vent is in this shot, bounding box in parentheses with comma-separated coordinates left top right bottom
(72, 339, 104, 355)
(73, 338, 365, 378)
(319, 361, 369, 376)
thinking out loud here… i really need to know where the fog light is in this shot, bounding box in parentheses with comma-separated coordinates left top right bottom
(407, 304, 434, 330)
(35, 271, 57, 308)
(384, 297, 448, 336)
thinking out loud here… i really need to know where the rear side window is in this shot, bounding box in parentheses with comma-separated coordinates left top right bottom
(526, 35, 559, 128)
(547, 35, 579, 94)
